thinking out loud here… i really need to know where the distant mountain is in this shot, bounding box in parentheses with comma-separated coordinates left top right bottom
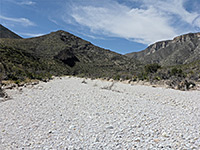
(0, 28, 140, 81)
(0, 24, 22, 39)
(126, 32, 200, 66)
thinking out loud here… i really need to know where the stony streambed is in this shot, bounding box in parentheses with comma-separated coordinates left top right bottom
(0, 77, 200, 149)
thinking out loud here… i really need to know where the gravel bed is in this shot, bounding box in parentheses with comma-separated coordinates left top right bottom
(0, 77, 200, 149)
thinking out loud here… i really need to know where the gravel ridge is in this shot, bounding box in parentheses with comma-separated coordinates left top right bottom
(0, 77, 200, 149)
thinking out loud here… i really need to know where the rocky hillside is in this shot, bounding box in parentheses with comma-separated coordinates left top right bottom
(0, 26, 140, 81)
(0, 24, 22, 39)
(126, 33, 200, 66)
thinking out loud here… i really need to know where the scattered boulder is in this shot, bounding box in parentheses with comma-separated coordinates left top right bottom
(0, 84, 9, 101)
(42, 78, 50, 83)
(165, 79, 196, 90)
(18, 82, 25, 87)
(0, 86, 5, 98)
(81, 80, 87, 84)
(31, 81, 39, 86)
(3, 83, 18, 89)
(178, 80, 196, 90)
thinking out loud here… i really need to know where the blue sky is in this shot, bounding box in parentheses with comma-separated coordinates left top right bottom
(0, 0, 200, 54)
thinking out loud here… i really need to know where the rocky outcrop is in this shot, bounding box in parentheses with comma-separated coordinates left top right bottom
(173, 33, 200, 43)
(165, 79, 196, 91)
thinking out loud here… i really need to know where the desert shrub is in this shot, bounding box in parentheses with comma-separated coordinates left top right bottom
(113, 75, 121, 80)
(132, 75, 137, 81)
(138, 72, 148, 81)
(14, 80, 21, 85)
(144, 64, 161, 74)
(125, 76, 130, 80)
(154, 76, 161, 80)
(170, 68, 185, 77)
(77, 73, 86, 78)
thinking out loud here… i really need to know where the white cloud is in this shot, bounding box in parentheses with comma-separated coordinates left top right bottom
(63, 0, 200, 45)
(0, 15, 35, 26)
(192, 15, 200, 30)
(139, 0, 199, 27)
(48, 17, 59, 25)
(19, 32, 44, 37)
(18, 1, 36, 5)
(5, 0, 36, 6)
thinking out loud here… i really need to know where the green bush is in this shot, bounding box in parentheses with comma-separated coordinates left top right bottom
(154, 76, 161, 80)
(113, 75, 120, 80)
(138, 72, 148, 81)
(170, 68, 185, 77)
(14, 80, 21, 85)
(144, 64, 161, 74)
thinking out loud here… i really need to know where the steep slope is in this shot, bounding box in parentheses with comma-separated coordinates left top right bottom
(0, 44, 70, 81)
(0, 24, 22, 39)
(126, 32, 200, 66)
(0, 30, 140, 80)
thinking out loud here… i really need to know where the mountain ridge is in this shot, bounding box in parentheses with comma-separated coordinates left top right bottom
(126, 32, 200, 66)
(0, 26, 140, 81)
(0, 24, 22, 39)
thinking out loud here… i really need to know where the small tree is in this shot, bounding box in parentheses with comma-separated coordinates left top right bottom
(170, 67, 185, 77)
(144, 64, 161, 74)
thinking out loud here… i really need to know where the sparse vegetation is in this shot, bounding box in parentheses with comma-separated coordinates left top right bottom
(170, 68, 185, 77)
(144, 63, 161, 74)
(113, 75, 121, 81)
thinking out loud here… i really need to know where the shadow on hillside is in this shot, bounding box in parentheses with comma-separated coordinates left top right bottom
(54, 48, 80, 67)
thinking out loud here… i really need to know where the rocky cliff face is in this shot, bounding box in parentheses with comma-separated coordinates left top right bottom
(126, 32, 200, 66)
(172, 33, 200, 42)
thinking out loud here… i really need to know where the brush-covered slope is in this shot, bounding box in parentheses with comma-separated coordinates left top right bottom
(0, 44, 70, 81)
(0, 24, 22, 39)
(126, 32, 200, 66)
(0, 29, 140, 80)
